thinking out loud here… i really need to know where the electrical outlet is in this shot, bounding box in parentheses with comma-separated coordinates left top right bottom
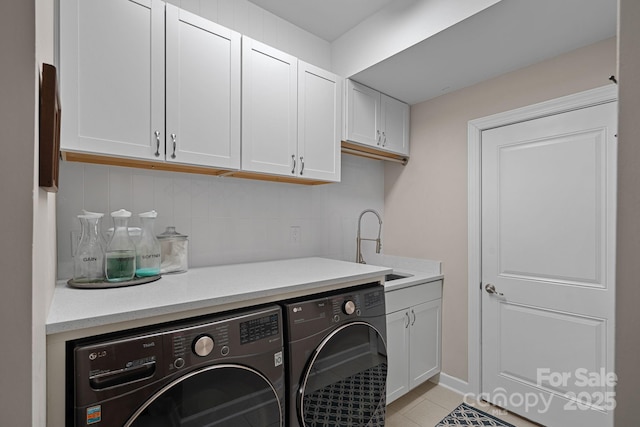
(289, 226, 301, 246)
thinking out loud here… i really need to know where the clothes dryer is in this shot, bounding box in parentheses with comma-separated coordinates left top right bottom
(282, 284, 387, 427)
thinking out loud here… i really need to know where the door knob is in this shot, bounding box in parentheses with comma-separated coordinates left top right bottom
(485, 283, 504, 296)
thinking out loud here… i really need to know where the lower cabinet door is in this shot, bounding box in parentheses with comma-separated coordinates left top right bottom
(386, 309, 410, 404)
(409, 299, 442, 389)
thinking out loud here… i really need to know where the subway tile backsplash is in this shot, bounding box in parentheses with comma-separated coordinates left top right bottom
(56, 155, 384, 279)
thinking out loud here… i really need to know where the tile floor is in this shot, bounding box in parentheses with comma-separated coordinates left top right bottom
(386, 381, 543, 427)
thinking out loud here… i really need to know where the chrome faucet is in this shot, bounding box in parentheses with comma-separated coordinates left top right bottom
(356, 209, 382, 264)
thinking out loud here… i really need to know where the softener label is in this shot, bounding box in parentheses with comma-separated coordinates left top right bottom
(87, 405, 101, 424)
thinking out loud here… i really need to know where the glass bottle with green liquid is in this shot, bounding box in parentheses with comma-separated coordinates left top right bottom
(105, 209, 136, 282)
(135, 210, 161, 277)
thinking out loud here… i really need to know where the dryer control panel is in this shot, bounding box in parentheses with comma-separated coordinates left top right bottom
(284, 284, 385, 341)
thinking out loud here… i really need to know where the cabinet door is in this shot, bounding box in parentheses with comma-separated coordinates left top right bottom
(381, 94, 410, 155)
(242, 37, 298, 176)
(297, 61, 341, 182)
(386, 310, 410, 404)
(166, 6, 241, 169)
(409, 299, 442, 389)
(60, 0, 165, 160)
(346, 80, 381, 147)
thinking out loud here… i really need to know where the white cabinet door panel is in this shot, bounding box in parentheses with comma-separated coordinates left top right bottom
(60, 0, 165, 159)
(297, 62, 341, 182)
(346, 80, 381, 147)
(409, 299, 441, 389)
(381, 94, 410, 155)
(166, 6, 240, 169)
(386, 310, 410, 404)
(242, 37, 297, 175)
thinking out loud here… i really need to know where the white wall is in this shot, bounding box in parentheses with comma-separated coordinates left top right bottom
(34, 0, 57, 423)
(57, 155, 385, 278)
(331, 0, 500, 77)
(56, 0, 383, 280)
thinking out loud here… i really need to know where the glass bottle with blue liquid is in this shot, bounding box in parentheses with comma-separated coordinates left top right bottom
(135, 210, 161, 277)
(105, 209, 136, 282)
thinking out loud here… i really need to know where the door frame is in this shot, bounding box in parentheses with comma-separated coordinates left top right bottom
(466, 85, 618, 396)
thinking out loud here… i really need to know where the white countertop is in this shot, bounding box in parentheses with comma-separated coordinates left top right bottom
(46, 257, 392, 335)
(365, 253, 443, 292)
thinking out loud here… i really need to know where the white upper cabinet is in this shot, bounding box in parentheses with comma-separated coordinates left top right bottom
(60, 0, 165, 160)
(242, 37, 298, 177)
(166, 5, 241, 169)
(242, 38, 341, 182)
(297, 61, 341, 182)
(381, 94, 410, 155)
(60, 1, 241, 170)
(346, 80, 381, 147)
(345, 80, 410, 156)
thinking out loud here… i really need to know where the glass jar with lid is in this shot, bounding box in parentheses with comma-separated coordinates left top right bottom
(157, 226, 188, 274)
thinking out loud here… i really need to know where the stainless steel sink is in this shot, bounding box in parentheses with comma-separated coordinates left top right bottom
(384, 273, 413, 281)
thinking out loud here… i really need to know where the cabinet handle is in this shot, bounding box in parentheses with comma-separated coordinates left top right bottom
(377, 130, 381, 146)
(154, 131, 161, 157)
(291, 154, 296, 174)
(382, 131, 387, 147)
(411, 309, 416, 326)
(405, 312, 410, 328)
(299, 156, 305, 175)
(171, 134, 177, 159)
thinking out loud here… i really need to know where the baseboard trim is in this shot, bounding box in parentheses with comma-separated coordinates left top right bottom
(429, 372, 472, 396)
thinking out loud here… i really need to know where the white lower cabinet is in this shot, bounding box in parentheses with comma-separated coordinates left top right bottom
(385, 280, 442, 404)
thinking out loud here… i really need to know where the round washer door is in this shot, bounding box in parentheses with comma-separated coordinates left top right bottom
(125, 364, 283, 427)
(299, 321, 387, 427)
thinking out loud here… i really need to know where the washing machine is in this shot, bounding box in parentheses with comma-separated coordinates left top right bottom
(69, 304, 285, 427)
(282, 283, 388, 427)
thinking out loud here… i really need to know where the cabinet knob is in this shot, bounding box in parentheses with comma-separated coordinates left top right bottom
(411, 309, 416, 326)
(382, 131, 387, 147)
(299, 156, 305, 175)
(171, 134, 177, 159)
(405, 312, 410, 328)
(291, 154, 296, 174)
(377, 130, 381, 146)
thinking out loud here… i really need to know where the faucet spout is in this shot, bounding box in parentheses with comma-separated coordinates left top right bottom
(356, 209, 383, 264)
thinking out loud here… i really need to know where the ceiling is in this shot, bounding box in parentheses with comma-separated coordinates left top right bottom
(247, 0, 396, 42)
(249, 0, 617, 105)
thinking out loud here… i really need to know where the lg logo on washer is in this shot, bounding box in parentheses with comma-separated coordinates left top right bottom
(292, 306, 303, 313)
(88, 351, 107, 360)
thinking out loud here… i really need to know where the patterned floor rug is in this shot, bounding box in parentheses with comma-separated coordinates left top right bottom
(436, 403, 516, 427)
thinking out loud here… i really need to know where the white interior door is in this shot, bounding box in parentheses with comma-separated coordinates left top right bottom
(481, 101, 617, 427)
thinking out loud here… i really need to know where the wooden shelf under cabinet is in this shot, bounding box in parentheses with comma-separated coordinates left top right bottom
(61, 151, 333, 185)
